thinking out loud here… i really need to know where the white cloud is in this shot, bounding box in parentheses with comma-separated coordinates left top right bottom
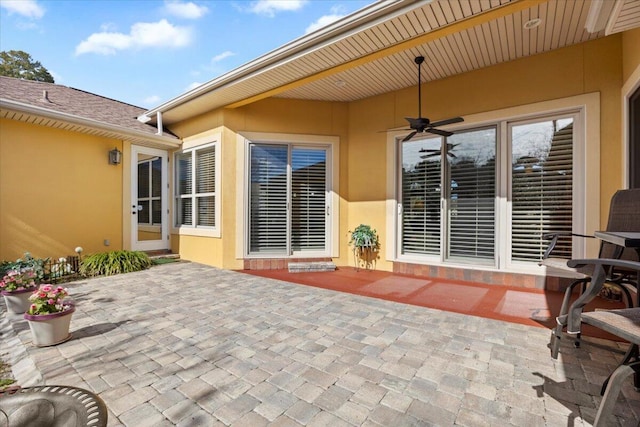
(305, 12, 344, 34)
(75, 19, 192, 55)
(100, 22, 118, 32)
(248, 0, 307, 17)
(0, 0, 44, 19)
(164, 0, 208, 19)
(185, 82, 202, 91)
(143, 95, 162, 106)
(212, 51, 235, 62)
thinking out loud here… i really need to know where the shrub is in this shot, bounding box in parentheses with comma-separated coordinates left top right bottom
(79, 250, 152, 277)
(0, 252, 47, 282)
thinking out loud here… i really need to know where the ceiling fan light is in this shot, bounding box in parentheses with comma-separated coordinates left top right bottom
(524, 18, 542, 30)
(334, 80, 346, 87)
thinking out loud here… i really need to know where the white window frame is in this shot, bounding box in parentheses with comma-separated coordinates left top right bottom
(236, 132, 340, 259)
(172, 131, 221, 238)
(386, 93, 600, 275)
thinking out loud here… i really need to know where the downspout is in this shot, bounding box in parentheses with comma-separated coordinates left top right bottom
(156, 111, 163, 136)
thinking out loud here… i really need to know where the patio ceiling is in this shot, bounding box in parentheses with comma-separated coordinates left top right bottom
(148, 0, 640, 125)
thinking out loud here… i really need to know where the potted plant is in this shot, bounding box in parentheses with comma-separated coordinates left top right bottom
(23, 284, 74, 347)
(0, 270, 38, 314)
(348, 224, 380, 270)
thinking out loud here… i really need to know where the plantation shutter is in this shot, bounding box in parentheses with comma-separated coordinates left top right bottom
(176, 152, 193, 226)
(196, 147, 215, 227)
(291, 148, 326, 252)
(249, 145, 288, 254)
(401, 138, 441, 255)
(511, 119, 573, 262)
(447, 128, 496, 261)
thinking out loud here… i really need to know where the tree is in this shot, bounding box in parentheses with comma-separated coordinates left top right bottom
(0, 50, 54, 83)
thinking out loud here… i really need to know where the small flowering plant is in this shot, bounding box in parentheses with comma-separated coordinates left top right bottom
(0, 269, 37, 293)
(27, 284, 71, 315)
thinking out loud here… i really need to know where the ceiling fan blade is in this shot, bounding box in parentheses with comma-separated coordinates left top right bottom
(429, 117, 464, 128)
(425, 128, 453, 137)
(402, 131, 418, 142)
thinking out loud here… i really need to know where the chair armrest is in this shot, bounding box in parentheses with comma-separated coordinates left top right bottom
(564, 258, 640, 333)
(541, 233, 595, 260)
(567, 258, 640, 271)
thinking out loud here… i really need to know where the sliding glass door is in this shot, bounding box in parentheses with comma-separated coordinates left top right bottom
(248, 143, 329, 256)
(398, 128, 497, 265)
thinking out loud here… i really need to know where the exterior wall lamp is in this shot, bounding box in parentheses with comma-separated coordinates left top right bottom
(109, 147, 122, 165)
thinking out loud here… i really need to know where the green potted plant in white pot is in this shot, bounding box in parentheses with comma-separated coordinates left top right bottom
(24, 284, 74, 347)
(348, 224, 380, 270)
(1, 270, 38, 314)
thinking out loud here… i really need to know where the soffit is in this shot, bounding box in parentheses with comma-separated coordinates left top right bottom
(157, 0, 639, 125)
(0, 105, 180, 147)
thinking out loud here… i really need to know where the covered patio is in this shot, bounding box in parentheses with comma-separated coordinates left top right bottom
(2, 262, 638, 426)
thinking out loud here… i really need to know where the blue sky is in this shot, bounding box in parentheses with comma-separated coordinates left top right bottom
(1, 0, 373, 108)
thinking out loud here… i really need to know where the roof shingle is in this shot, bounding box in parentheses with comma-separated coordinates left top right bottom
(0, 76, 175, 138)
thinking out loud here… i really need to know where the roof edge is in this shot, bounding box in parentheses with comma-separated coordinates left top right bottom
(1, 98, 181, 147)
(139, 0, 430, 120)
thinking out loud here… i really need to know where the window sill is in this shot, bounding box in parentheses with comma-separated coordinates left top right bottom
(171, 227, 220, 238)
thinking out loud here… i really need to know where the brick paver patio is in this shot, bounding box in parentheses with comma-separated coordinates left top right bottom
(2, 262, 639, 426)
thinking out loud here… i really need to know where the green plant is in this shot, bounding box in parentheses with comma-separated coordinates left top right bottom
(348, 224, 380, 252)
(79, 250, 152, 276)
(0, 252, 47, 282)
(0, 360, 15, 390)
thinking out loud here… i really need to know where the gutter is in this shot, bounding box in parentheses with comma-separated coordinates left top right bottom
(1, 98, 181, 147)
(138, 0, 430, 121)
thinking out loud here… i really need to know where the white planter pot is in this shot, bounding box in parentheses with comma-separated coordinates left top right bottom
(2, 288, 35, 314)
(24, 305, 75, 347)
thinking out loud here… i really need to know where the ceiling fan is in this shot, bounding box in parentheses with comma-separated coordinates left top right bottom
(420, 143, 458, 159)
(402, 56, 464, 142)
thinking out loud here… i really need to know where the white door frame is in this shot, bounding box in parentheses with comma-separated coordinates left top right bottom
(130, 145, 169, 251)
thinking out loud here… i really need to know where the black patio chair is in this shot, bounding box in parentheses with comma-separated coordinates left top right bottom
(543, 188, 640, 358)
(551, 258, 640, 426)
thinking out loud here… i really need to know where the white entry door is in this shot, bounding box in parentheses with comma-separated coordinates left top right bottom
(131, 146, 169, 251)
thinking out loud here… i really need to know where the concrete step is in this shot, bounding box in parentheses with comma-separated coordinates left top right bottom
(288, 261, 337, 273)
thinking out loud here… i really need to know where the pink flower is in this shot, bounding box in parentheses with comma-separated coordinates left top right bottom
(41, 284, 53, 292)
(30, 304, 36, 310)
(47, 299, 55, 305)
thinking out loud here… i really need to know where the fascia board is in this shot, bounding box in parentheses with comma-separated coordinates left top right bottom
(139, 0, 430, 120)
(1, 98, 181, 148)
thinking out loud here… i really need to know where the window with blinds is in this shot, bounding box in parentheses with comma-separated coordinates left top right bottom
(401, 137, 442, 256)
(137, 157, 162, 225)
(446, 128, 496, 262)
(248, 143, 329, 256)
(291, 148, 326, 252)
(175, 144, 216, 228)
(511, 118, 573, 262)
(249, 145, 288, 254)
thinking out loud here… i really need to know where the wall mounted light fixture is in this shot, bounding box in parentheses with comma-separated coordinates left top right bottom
(109, 147, 122, 165)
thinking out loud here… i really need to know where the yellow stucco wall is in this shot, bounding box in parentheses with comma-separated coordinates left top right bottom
(348, 34, 624, 270)
(622, 28, 640, 83)
(168, 99, 349, 269)
(0, 119, 124, 261)
(165, 34, 628, 272)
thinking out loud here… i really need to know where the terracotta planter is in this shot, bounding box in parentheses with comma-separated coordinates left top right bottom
(24, 305, 75, 347)
(1, 288, 35, 314)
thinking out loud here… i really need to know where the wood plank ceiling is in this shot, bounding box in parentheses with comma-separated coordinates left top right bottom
(276, 0, 603, 103)
(152, 0, 639, 124)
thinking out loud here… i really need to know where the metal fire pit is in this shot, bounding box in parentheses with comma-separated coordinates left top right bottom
(0, 385, 107, 426)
